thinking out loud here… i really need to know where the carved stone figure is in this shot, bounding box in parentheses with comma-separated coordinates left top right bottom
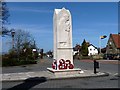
(58, 13, 71, 47)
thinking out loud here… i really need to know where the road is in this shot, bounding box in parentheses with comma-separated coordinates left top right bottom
(2, 58, 119, 75)
(74, 60, 119, 75)
(2, 58, 120, 89)
(2, 76, 119, 89)
(2, 58, 52, 73)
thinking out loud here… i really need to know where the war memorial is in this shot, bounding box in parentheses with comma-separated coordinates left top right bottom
(47, 8, 82, 76)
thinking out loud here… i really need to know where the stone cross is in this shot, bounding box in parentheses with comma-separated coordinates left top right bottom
(53, 7, 74, 70)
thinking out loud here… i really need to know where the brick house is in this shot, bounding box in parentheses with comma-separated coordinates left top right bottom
(106, 34, 120, 55)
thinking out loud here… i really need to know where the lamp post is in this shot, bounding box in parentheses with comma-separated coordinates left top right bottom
(99, 35, 107, 55)
(99, 37, 101, 55)
(32, 48, 36, 60)
(11, 29, 15, 50)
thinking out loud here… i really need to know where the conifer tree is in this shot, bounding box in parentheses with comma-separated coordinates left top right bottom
(81, 39, 88, 56)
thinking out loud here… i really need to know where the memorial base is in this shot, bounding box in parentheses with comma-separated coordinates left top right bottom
(47, 68, 83, 76)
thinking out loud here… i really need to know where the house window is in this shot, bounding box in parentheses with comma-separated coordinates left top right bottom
(109, 42, 112, 45)
(90, 53, 92, 56)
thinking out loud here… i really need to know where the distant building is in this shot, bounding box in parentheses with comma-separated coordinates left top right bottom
(101, 47, 107, 54)
(73, 44, 81, 55)
(88, 44, 98, 56)
(106, 34, 120, 55)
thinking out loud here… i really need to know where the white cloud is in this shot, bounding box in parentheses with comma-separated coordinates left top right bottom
(9, 6, 53, 13)
(7, 24, 52, 37)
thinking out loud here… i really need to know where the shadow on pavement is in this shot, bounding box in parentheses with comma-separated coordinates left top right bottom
(6, 77, 47, 90)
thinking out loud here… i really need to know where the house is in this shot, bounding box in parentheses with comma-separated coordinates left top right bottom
(88, 44, 98, 56)
(106, 34, 120, 55)
(73, 44, 81, 55)
(101, 47, 107, 54)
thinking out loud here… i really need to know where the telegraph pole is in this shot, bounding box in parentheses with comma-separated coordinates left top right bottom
(11, 29, 15, 50)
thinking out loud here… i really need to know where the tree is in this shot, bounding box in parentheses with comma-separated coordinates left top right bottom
(40, 49, 44, 59)
(0, 1, 11, 36)
(81, 39, 88, 56)
(13, 29, 38, 60)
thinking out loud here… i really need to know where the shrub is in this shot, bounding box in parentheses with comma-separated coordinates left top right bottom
(80, 56, 92, 60)
(2, 53, 37, 67)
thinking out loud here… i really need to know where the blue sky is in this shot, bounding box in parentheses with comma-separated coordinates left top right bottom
(2, 2, 118, 53)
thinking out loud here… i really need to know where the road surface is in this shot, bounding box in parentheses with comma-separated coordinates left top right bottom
(2, 59, 119, 89)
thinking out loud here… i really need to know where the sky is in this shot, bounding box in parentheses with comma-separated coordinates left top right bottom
(2, 2, 118, 53)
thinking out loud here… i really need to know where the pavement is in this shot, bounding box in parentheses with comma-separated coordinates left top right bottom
(2, 59, 117, 82)
(1, 69, 109, 82)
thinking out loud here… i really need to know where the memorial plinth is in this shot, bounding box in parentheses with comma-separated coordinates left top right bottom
(47, 68, 82, 76)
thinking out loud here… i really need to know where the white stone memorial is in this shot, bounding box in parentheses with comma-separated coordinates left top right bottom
(47, 8, 82, 76)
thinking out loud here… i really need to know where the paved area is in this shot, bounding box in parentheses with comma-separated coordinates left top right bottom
(2, 58, 52, 74)
(1, 58, 119, 82)
(2, 59, 119, 74)
(1, 69, 109, 81)
(1, 59, 119, 89)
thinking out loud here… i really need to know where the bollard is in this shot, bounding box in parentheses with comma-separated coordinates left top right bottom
(94, 60, 97, 74)
(94, 60, 99, 74)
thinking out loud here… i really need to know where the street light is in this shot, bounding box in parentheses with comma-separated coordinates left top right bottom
(32, 48, 36, 60)
(11, 29, 15, 49)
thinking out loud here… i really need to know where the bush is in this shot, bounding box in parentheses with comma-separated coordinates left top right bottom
(2, 53, 37, 67)
(2, 58, 19, 66)
(2, 59, 37, 67)
(80, 56, 92, 60)
(92, 55, 102, 60)
(73, 55, 93, 60)
(19, 60, 37, 65)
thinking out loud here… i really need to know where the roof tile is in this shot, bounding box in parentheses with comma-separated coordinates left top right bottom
(111, 34, 120, 48)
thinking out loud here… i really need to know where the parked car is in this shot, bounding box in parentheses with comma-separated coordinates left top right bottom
(103, 54, 120, 60)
